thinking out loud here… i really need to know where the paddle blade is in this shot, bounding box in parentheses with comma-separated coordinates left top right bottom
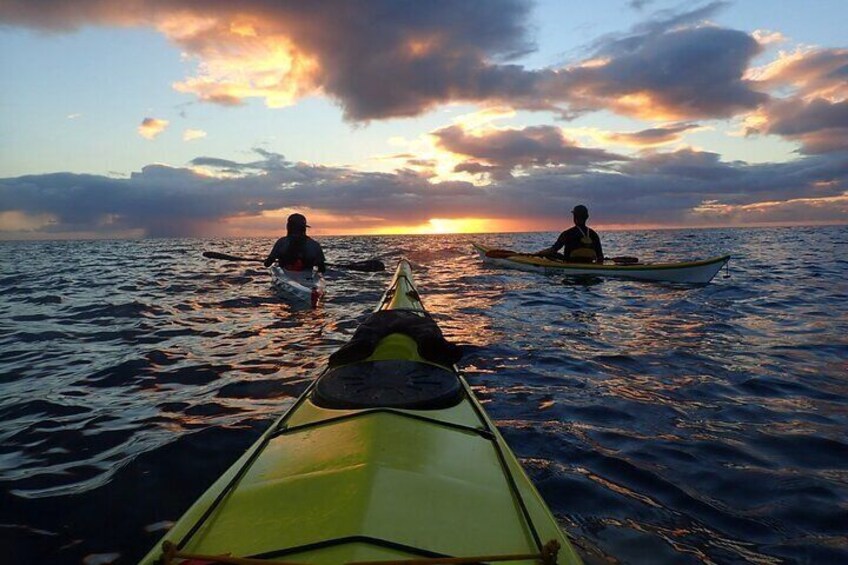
(485, 249, 521, 259)
(203, 251, 262, 262)
(611, 256, 639, 265)
(332, 259, 385, 272)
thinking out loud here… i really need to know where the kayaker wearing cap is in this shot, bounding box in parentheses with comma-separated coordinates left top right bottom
(535, 204, 604, 263)
(264, 213, 326, 273)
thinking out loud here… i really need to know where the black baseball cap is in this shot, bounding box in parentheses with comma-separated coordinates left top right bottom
(287, 213, 310, 228)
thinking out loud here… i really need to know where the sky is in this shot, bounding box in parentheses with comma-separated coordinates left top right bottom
(1, 0, 847, 239)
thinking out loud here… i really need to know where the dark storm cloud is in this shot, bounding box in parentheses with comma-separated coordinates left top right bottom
(0, 0, 772, 122)
(0, 0, 541, 121)
(557, 24, 768, 119)
(2, 148, 846, 237)
(484, 148, 848, 226)
(433, 124, 628, 178)
(759, 98, 848, 154)
(0, 166, 279, 237)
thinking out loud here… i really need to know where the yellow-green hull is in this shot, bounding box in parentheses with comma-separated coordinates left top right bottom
(141, 260, 582, 565)
(474, 242, 730, 284)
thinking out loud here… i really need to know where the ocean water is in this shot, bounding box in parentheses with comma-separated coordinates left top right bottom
(1, 226, 846, 564)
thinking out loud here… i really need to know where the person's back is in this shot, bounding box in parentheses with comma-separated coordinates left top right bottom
(537, 204, 604, 263)
(264, 213, 326, 273)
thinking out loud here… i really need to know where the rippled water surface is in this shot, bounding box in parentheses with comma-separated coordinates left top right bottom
(2, 227, 847, 564)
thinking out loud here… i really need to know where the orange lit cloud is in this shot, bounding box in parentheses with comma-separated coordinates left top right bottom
(557, 24, 768, 121)
(4, 1, 539, 120)
(2, 147, 846, 239)
(750, 47, 848, 101)
(692, 193, 848, 225)
(0, 211, 57, 232)
(0, 1, 777, 123)
(743, 48, 848, 154)
(600, 123, 701, 147)
(169, 21, 322, 109)
(138, 117, 169, 140)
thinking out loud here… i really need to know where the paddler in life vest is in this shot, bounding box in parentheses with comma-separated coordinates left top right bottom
(535, 205, 604, 263)
(264, 213, 327, 273)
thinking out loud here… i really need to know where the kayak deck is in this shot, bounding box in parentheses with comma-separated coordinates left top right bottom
(473, 242, 729, 284)
(142, 260, 581, 565)
(156, 385, 573, 563)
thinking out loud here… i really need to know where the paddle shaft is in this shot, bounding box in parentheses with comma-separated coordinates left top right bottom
(203, 251, 262, 263)
(202, 251, 385, 272)
(486, 248, 638, 265)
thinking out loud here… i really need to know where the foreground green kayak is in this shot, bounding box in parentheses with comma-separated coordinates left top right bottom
(141, 260, 582, 565)
(473, 243, 730, 284)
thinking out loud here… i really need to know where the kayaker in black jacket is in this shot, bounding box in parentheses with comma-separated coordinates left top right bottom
(536, 204, 604, 263)
(264, 213, 327, 273)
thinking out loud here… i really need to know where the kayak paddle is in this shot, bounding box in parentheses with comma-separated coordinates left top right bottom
(330, 259, 386, 272)
(203, 251, 262, 263)
(202, 251, 386, 272)
(484, 248, 640, 264)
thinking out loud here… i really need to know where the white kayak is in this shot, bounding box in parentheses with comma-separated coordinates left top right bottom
(269, 266, 326, 307)
(473, 243, 730, 284)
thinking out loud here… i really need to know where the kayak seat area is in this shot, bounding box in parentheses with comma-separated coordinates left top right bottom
(328, 310, 462, 368)
(312, 359, 464, 410)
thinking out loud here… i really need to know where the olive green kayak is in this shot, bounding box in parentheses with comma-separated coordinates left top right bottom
(474, 242, 730, 284)
(141, 260, 582, 565)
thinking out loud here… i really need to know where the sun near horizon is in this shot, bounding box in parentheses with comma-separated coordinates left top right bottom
(328, 218, 532, 236)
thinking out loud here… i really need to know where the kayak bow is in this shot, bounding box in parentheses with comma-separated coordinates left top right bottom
(141, 259, 582, 565)
(473, 242, 729, 284)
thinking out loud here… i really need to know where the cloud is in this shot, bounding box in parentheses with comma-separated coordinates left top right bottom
(0, 0, 540, 121)
(601, 123, 701, 147)
(138, 117, 169, 140)
(0, 211, 56, 232)
(756, 98, 848, 154)
(691, 193, 848, 225)
(628, 0, 655, 11)
(0, 1, 776, 123)
(751, 48, 848, 100)
(751, 29, 785, 47)
(183, 128, 207, 141)
(555, 24, 768, 120)
(2, 147, 846, 238)
(432, 124, 629, 179)
(1, 3, 846, 236)
(743, 48, 848, 154)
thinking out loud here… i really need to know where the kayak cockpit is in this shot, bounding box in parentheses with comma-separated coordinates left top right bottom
(313, 357, 464, 410)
